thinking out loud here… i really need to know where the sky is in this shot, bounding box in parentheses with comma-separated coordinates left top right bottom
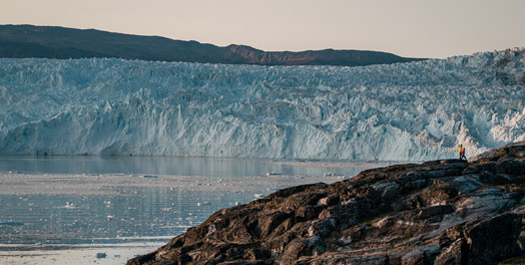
(1, 0, 524, 58)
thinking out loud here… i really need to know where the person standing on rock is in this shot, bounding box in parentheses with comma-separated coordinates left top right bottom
(459, 144, 467, 161)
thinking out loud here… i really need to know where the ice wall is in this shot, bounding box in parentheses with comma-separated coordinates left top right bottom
(0, 49, 524, 161)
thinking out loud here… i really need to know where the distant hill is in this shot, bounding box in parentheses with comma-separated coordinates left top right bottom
(0, 25, 423, 66)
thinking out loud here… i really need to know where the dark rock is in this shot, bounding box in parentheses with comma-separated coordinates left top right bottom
(128, 141, 525, 265)
(434, 239, 463, 265)
(462, 213, 521, 264)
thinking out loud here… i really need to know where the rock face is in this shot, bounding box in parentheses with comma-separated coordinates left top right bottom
(128, 142, 525, 265)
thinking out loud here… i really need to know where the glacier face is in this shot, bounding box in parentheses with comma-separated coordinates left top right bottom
(0, 49, 524, 161)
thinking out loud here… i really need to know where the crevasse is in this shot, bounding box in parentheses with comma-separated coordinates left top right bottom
(0, 49, 524, 161)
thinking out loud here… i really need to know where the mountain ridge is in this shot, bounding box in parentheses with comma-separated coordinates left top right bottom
(0, 24, 424, 66)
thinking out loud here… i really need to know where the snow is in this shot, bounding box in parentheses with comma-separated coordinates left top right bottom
(0, 48, 524, 161)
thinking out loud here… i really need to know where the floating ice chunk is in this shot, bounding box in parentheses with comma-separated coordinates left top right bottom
(254, 193, 264, 199)
(324, 172, 343, 177)
(61, 202, 76, 209)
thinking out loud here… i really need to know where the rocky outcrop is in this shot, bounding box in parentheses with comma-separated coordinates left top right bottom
(128, 142, 525, 265)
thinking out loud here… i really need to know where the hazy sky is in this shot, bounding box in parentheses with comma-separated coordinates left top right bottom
(1, 0, 524, 58)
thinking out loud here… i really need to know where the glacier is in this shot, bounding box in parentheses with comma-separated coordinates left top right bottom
(0, 48, 524, 161)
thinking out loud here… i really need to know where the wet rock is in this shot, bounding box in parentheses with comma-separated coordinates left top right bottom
(128, 141, 525, 265)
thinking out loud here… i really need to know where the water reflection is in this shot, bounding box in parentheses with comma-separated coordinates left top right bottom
(0, 156, 363, 177)
(0, 156, 374, 247)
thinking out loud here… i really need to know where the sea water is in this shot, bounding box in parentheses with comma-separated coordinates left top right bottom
(0, 156, 382, 264)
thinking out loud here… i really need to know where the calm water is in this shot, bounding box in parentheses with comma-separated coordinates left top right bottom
(0, 155, 363, 177)
(0, 155, 377, 263)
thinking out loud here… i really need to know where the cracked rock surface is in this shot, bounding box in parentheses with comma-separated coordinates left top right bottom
(128, 141, 525, 265)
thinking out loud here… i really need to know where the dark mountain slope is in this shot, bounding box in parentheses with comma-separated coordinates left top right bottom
(0, 25, 424, 66)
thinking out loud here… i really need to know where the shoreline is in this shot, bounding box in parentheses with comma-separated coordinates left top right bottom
(0, 241, 165, 265)
(271, 160, 399, 169)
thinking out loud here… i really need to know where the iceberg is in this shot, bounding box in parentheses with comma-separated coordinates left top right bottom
(0, 48, 524, 161)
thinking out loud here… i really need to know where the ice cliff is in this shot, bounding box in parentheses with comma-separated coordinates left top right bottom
(0, 48, 524, 161)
